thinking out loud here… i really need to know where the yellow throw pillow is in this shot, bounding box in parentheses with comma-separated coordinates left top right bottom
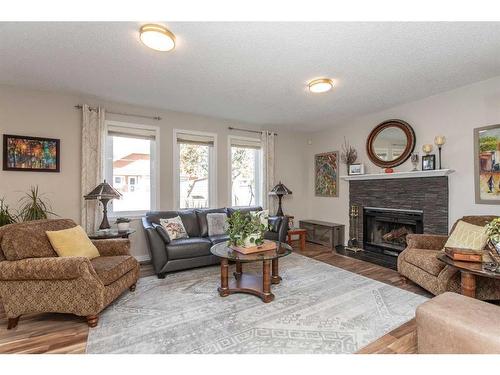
(444, 220, 489, 251)
(46, 225, 100, 259)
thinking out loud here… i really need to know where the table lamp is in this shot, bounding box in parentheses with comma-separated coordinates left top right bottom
(84, 180, 122, 230)
(269, 181, 292, 217)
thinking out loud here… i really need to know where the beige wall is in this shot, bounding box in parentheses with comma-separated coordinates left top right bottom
(0, 85, 308, 260)
(305, 76, 500, 239)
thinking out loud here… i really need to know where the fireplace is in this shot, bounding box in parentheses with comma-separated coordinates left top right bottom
(363, 207, 423, 261)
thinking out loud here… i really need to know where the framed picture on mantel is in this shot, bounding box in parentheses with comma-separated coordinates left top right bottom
(474, 124, 500, 205)
(3, 134, 60, 172)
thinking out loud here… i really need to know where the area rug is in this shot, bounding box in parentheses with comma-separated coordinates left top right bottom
(86, 253, 427, 354)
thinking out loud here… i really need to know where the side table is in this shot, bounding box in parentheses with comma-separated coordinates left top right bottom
(87, 229, 136, 240)
(287, 228, 307, 251)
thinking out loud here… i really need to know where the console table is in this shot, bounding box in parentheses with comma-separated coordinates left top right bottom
(299, 220, 344, 249)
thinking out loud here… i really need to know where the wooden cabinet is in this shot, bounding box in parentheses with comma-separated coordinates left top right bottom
(299, 220, 345, 249)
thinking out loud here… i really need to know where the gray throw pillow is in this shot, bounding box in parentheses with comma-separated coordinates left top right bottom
(207, 213, 228, 236)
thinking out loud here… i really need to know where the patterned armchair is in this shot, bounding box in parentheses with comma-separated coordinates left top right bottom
(0, 219, 140, 329)
(398, 215, 500, 300)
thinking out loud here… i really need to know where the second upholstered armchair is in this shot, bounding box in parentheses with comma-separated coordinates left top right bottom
(0, 219, 140, 329)
(398, 215, 500, 300)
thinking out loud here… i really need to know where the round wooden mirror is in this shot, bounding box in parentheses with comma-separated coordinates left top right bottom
(366, 119, 416, 168)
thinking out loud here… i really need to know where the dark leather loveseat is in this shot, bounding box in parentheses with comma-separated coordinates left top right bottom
(142, 206, 289, 278)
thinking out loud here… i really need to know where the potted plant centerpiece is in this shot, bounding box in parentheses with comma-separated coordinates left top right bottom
(115, 217, 131, 232)
(226, 211, 273, 254)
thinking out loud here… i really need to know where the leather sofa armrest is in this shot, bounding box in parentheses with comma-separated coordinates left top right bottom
(0, 256, 96, 281)
(142, 217, 168, 274)
(92, 239, 131, 256)
(406, 233, 448, 250)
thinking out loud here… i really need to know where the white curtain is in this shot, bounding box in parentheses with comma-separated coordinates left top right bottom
(261, 130, 276, 214)
(81, 105, 106, 232)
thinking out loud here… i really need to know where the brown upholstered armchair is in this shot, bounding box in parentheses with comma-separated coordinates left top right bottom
(398, 215, 500, 300)
(0, 219, 140, 329)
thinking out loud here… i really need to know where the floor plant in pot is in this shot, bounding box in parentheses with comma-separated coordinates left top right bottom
(226, 211, 267, 248)
(0, 198, 17, 227)
(17, 185, 56, 221)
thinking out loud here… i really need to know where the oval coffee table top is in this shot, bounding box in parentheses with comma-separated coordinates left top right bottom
(211, 241, 292, 263)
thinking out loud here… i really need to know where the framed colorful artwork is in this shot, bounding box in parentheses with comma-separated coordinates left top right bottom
(3, 134, 60, 172)
(314, 151, 339, 197)
(474, 124, 500, 204)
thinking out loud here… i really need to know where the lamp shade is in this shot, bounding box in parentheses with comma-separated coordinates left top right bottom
(269, 181, 292, 196)
(84, 180, 122, 201)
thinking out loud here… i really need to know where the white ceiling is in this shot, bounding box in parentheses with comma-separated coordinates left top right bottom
(1, 22, 500, 132)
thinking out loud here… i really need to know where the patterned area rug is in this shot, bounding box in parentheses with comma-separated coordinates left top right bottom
(86, 253, 427, 354)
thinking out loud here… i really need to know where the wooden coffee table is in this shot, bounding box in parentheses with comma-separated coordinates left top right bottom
(437, 253, 500, 298)
(287, 228, 307, 251)
(210, 241, 292, 303)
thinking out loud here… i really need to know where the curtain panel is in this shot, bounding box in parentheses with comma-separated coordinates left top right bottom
(81, 105, 106, 232)
(261, 130, 276, 214)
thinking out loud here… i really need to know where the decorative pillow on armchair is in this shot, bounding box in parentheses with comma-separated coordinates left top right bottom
(206, 213, 228, 236)
(444, 220, 489, 250)
(160, 216, 189, 240)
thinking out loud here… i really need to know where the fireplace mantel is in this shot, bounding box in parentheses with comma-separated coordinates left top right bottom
(341, 168, 454, 181)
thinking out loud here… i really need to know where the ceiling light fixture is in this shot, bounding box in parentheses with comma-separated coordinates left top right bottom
(308, 78, 334, 94)
(139, 24, 176, 52)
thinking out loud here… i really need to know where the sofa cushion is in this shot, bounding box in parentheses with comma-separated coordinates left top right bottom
(1, 219, 77, 261)
(46, 225, 100, 259)
(91, 255, 138, 286)
(264, 231, 279, 242)
(268, 216, 283, 233)
(153, 223, 170, 243)
(196, 208, 227, 237)
(160, 216, 189, 240)
(166, 238, 212, 260)
(177, 210, 201, 237)
(207, 213, 228, 236)
(404, 248, 445, 276)
(209, 234, 229, 245)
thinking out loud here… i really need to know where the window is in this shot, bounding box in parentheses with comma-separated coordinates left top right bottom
(229, 137, 262, 207)
(105, 122, 159, 215)
(174, 130, 216, 209)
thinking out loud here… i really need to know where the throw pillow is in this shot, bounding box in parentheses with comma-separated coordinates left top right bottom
(444, 220, 489, 251)
(46, 225, 100, 259)
(207, 213, 228, 236)
(160, 216, 189, 240)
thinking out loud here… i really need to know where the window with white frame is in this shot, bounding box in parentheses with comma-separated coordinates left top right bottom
(229, 136, 262, 207)
(105, 122, 159, 215)
(175, 130, 216, 209)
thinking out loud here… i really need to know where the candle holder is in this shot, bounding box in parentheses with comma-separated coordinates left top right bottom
(434, 136, 446, 169)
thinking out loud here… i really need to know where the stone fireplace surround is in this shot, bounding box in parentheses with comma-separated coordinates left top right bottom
(347, 175, 449, 268)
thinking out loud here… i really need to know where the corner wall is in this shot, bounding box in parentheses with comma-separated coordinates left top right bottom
(305, 76, 500, 237)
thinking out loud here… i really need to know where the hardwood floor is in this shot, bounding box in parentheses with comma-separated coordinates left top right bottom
(0, 242, 429, 354)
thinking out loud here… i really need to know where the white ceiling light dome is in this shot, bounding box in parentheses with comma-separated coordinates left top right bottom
(308, 78, 334, 94)
(140, 24, 176, 52)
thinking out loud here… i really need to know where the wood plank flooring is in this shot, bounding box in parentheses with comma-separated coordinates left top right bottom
(0, 242, 429, 354)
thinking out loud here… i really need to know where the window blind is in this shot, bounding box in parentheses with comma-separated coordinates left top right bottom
(176, 132, 215, 146)
(230, 137, 262, 150)
(108, 124, 157, 140)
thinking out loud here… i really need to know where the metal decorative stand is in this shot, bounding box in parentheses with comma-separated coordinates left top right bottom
(346, 205, 363, 252)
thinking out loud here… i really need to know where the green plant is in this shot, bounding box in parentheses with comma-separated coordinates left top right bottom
(115, 217, 131, 224)
(17, 186, 56, 222)
(0, 198, 16, 227)
(226, 211, 268, 247)
(486, 218, 500, 243)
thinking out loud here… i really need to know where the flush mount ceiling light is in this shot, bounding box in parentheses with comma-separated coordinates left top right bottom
(308, 78, 334, 94)
(140, 24, 176, 52)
